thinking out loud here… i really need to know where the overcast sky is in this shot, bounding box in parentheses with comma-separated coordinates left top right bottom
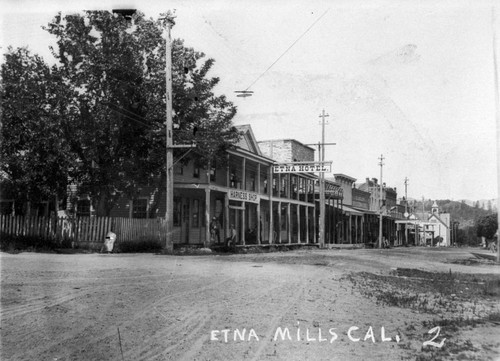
(1, 0, 499, 202)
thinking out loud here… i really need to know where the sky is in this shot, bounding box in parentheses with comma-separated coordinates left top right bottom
(1, 0, 499, 202)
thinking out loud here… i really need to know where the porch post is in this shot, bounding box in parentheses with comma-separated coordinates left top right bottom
(278, 201, 282, 243)
(297, 205, 301, 244)
(242, 202, 246, 245)
(257, 163, 261, 245)
(224, 193, 229, 243)
(349, 214, 352, 244)
(306, 206, 309, 244)
(287, 203, 291, 244)
(269, 165, 274, 244)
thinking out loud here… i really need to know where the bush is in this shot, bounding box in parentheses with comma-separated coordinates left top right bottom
(0, 232, 64, 252)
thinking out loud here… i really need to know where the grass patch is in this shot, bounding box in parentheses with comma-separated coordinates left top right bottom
(345, 269, 500, 360)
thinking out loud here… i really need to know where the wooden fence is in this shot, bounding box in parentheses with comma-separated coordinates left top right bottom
(0, 215, 166, 249)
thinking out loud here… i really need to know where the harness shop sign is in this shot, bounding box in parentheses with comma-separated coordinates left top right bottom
(228, 190, 260, 204)
(273, 162, 332, 174)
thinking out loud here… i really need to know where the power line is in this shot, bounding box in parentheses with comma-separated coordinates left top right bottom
(243, 8, 330, 92)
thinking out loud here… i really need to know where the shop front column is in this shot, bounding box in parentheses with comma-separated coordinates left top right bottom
(224, 193, 229, 241)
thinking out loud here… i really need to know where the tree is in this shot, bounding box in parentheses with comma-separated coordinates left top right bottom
(39, 10, 239, 216)
(1, 47, 74, 215)
(476, 213, 498, 240)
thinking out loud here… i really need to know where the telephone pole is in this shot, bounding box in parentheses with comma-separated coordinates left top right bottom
(164, 15, 175, 252)
(318, 110, 329, 247)
(378, 154, 384, 248)
(492, 7, 500, 263)
(404, 177, 409, 246)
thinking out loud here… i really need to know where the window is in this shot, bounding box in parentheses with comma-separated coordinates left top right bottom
(175, 165, 184, 175)
(193, 166, 200, 178)
(230, 171, 239, 188)
(248, 171, 255, 191)
(173, 197, 181, 226)
(210, 164, 216, 182)
(77, 199, 91, 217)
(291, 175, 298, 199)
(280, 175, 289, 198)
(132, 199, 148, 218)
(272, 174, 279, 197)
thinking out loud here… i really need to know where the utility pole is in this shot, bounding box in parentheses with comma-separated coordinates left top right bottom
(492, 7, 500, 263)
(404, 177, 409, 246)
(164, 14, 175, 253)
(378, 154, 384, 248)
(318, 110, 329, 248)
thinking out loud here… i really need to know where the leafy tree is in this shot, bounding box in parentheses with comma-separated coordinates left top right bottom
(38, 10, 239, 216)
(476, 213, 498, 240)
(1, 47, 74, 215)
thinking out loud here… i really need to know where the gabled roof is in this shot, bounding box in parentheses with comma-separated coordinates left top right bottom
(235, 125, 262, 156)
(428, 213, 449, 228)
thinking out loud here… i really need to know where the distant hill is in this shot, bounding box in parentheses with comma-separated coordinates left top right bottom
(433, 200, 495, 228)
(459, 199, 497, 211)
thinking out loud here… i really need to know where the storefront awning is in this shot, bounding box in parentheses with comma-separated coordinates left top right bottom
(339, 204, 364, 216)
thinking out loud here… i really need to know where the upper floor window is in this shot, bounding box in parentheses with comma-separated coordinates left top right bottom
(248, 171, 256, 191)
(210, 164, 216, 182)
(77, 199, 91, 217)
(193, 166, 200, 178)
(132, 198, 148, 219)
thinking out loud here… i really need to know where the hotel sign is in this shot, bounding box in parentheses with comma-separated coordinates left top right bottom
(228, 189, 260, 204)
(273, 162, 332, 174)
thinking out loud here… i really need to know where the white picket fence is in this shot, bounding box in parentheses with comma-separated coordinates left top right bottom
(0, 215, 166, 249)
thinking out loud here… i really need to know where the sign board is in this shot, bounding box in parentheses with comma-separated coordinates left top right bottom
(273, 162, 332, 174)
(325, 188, 343, 198)
(228, 189, 260, 204)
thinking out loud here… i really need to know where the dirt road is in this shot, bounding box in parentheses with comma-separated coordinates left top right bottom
(1, 247, 499, 360)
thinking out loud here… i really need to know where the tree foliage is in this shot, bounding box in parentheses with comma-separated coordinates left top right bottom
(476, 213, 498, 240)
(2, 10, 239, 216)
(1, 47, 74, 213)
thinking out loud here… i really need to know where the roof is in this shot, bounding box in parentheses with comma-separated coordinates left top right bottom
(334, 173, 357, 183)
(235, 125, 262, 156)
(428, 213, 450, 229)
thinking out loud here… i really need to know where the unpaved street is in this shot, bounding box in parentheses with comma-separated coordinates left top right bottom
(1, 248, 499, 361)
